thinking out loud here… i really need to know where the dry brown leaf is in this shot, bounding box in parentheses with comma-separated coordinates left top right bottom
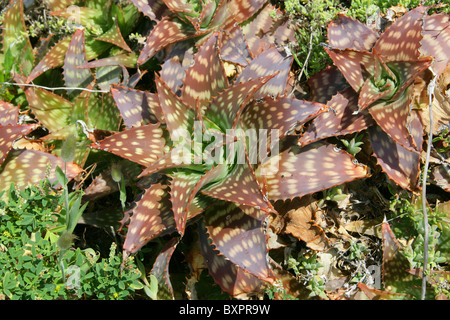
(420, 63, 450, 134)
(272, 196, 331, 251)
(344, 218, 383, 238)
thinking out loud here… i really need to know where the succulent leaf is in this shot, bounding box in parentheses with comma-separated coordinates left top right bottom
(262, 141, 369, 201)
(198, 221, 267, 297)
(181, 33, 228, 108)
(0, 101, 19, 125)
(298, 87, 374, 147)
(63, 29, 95, 95)
(327, 13, 378, 51)
(0, 149, 82, 194)
(374, 6, 427, 61)
(122, 182, 175, 254)
(110, 84, 163, 128)
(0, 124, 37, 166)
(91, 123, 167, 167)
(203, 201, 273, 282)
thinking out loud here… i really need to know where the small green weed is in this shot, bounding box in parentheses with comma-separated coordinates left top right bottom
(0, 180, 143, 300)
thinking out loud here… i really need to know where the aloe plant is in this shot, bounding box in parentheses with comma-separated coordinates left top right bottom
(91, 31, 369, 297)
(134, 0, 271, 66)
(299, 6, 450, 191)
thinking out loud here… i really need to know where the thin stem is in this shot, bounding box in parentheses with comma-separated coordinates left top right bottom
(421, 67, 437, 300)
(1, 81, 108, 93)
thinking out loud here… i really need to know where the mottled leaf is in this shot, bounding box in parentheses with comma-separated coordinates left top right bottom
(307, 66, 349, 104)
(221, 24, 253, 67)
(368, 85, 417, 151)
(78, 52, 137, 69)
(150, 236, 180, 299)
(261, 141, 369, 201)
(205, 75, 274, 130)
(236, 47, 293, 99)
(90, 123, 166, 167)
(0, 124, 36, 166)
(94, 20, 132, 52)
(181, 32, 228, 108)
(325, 48, 374, 93)
(299, 87, 375, 147)
(368, 125, 420, 192)
(122, 183, 175, 253)
(241, 95, 328, 140)
(202, 159, 273, 213)
(155, 74, 195, 140)
(374, 6, 426, 61)
(137, 18, 199, 65)
(169, 171, 203, 235)
(0, 149, 82, 194)
(327, 13, 378, 51)
(23, 87, 73, 132)
(198, 221, 267, 297)
(129, 0, 167, 20)
(0, 101, 19, 125)
(420, 13, 450, 77)
(110, 84, 163, 128)
(1, 0, 32, 58)
(228, 0, 267, 25)
(63, 28, 95, 94)
(203, 201, 273, 282)
(381, 220, 418, 293)
(27, 36, 71, 83)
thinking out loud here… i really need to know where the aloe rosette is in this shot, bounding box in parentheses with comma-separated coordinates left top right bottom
(299, 7, 449, 191)
(91, 31, 369, 297)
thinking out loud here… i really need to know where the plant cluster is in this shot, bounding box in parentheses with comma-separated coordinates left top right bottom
(0, 0, 449, 300)
(0, 180, 142, 300)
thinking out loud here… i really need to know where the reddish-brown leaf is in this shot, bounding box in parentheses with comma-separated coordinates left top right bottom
(368, 85, 417, 151)
(0, 124, 36, 166)
(203, 201, 273, 282)
(169, 171, 204, 235)
(307, 66, 349, 104)
(137, 17, 202, 65)
(299, 87, 375, 147)
(0, 149, 82, 193)
(374, 6, 427, 61)
(110, 84, 163, 128)
(0, 101, 19, 125)
(420, 13, 450, 77)
(205, 75, 274, 130)
(181, 33, 228, 108)
(155, 74, 195, 140)
(129, 0, 167, 20)
(381, 220, 416, 292)
(240, 95, 328, 140)
(149, 236, 180, 299)
(221, 25, 253, 67)
(202, 160, 273, 213)
(325, 48, 374, 93)
(262, 141, 369, 201)
(198, 222, 267, 297)
(122, 183, 175, 254)
(327, 13, 378, 51)
(368, 124, 421, 191)
(235, 47, 293, 99)
(90, 123, 166, 167)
